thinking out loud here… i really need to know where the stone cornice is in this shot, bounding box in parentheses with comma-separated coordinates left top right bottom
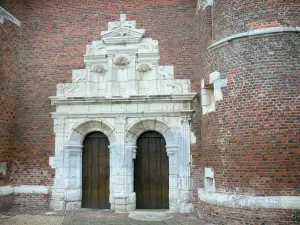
(0, 185, 50, 196)
(50, 93, 197, 105)
(50, 111, 189, 119)
(209, 26, 300, 50)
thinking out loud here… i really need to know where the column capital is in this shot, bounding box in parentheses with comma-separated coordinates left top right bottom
(65, 144, 83, 154)
(166, 145, 178, 156)
(180, 115, 192, 126)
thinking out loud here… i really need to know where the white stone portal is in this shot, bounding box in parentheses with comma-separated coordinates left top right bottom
(49, 14, 197, 213)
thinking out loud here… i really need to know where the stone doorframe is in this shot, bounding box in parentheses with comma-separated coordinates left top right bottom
(50, 117, 193, 213)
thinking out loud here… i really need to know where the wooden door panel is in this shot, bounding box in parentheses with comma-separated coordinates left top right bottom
(134, 131, 169, 209)
(82, 132, 110, 209)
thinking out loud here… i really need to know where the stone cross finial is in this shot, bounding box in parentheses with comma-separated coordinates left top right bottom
(120, 14, 126, 26)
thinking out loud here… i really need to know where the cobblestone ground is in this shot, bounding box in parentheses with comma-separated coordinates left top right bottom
(1, 210, 209, 225)
(63, 210, 207, 225)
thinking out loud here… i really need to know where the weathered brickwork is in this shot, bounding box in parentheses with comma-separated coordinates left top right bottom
(1, 0, 200, 211)
(197, 0, 300, 223)
(199, 201, 300, 225)
(0, 1, 21, 187)
(0, 193, 49, 213)
(11, 193, 50, 213)
(0, 194, 13, 211)
(1, 0, 299, 222)
(212, 0, 300, 41)
(204, 34, 300, 195)
(190, 6, 213, 205)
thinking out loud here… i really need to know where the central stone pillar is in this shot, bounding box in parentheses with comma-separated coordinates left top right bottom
(109, 117, 136, 212)
(109, 144, 136, 212)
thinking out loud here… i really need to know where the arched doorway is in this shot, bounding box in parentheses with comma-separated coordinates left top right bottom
(134, 131, 169, 209)
(82, 131, 110, 209)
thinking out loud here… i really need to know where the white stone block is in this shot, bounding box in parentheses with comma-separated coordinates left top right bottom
(179, 202, 194, 213)
(126, 203, 135, 212)
(66, 201, 81, 210)
(65, 189, 82, 201)
(115, 198, 128, 205)
(209, 71, 220, 83)
(141, 119, 155, 130)
(128, 192, 136, 204)
(114, 205, 127, 213)
(14, 185, 49, 194)
(205, 168, 214, 178)
(0, 185, 14, 196)
(126, 103, 138, 112)
(54, 178, 65, 189)
(51, 199, 65, 211)
(280, 196, 300, 209)
(52, 189, 65, 200)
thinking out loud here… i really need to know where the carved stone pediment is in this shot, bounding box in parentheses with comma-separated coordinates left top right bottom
(101, 27, 144, 44)
(52, 14, 195, 98)
(101, 15, 144, 44)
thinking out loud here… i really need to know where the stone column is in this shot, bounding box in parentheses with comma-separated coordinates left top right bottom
(109, 117, 136, 212)
(63, 144, 83, 210)
(166, 145, 179, 212)
(179, 116, 193, 213)
(109, 143, 136, 213)
(50, 118, 66, 211)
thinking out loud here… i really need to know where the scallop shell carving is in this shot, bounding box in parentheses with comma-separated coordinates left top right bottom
(113, 54, 131, 66)
(136, 63, 153, 72)
(91, 64, 107, 73)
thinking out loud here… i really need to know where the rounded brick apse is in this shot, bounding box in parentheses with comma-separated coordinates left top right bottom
(196, 0, 300, 224)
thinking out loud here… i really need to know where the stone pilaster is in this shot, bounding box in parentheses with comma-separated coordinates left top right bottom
(106, 56, 113, 98)
(127, 55, 137, 96)
(179, 116, 193, 213)
(63, 144, 83, 210)
(166, 145, 179, 212)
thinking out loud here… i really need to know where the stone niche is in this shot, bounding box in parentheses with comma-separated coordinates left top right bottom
(49, 14, 197, 213)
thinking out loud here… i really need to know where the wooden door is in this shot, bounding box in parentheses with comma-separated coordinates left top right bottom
(134, 131, 169, 209)
(82, 132, 110, 209)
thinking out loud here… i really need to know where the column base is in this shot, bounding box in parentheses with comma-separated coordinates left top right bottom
(179, 202, 194, 213)
(110, 193, 136, 213)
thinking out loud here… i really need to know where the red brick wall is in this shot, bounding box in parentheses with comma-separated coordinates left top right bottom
(190, 6, 213, 203)
(199, 201, 300, 225)
(0, 1, 22, 186)
(7, 0, 199, 186)
(197, 1, 300, 223)
(0, 194, 14, 211)
(212, 0, 300, 41)
(12, 193, 50, 212)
